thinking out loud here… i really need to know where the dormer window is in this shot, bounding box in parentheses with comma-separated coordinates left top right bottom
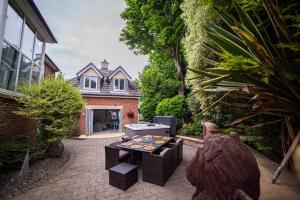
(114, 79, 125, 91)
(84, 76, 97, 89)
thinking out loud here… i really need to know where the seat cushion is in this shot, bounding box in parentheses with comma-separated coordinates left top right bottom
(119, 150, 130, 159)
(110, 162, 138, 174)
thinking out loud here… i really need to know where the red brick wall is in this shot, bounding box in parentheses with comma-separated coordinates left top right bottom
(0, 97, 37, 145)
(76, 97, 139, 135)
(0, 62, 57, 144)
(44, 63, 55, 78)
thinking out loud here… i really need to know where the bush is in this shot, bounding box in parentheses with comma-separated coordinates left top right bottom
(182, 121, 203, 136)
(16, 75, 84, 156)
(0, 136, 29, 169)
(156, 96, 188, 126)
(140, 98, 159, 121)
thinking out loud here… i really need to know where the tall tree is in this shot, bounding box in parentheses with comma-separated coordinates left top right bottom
(120, 0, 186, 95)
(139, 51, 179, 120)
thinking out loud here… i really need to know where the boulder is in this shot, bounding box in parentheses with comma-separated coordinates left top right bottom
(186, 122, 260, 200)
(46, 141, 64, 157)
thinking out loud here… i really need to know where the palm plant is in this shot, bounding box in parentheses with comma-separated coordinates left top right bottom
(189, 0, 300, 182)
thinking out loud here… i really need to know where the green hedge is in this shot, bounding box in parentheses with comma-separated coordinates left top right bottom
(156, 96, 188, 126)
(182, 121, 203, 136)
(0, 136, 29, 169)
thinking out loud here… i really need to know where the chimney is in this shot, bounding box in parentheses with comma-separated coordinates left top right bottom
(100, 59, 109, 72)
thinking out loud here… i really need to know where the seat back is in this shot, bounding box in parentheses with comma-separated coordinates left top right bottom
(175, 138, 183, 163)
(105, 145, 120, 170)
(142, 149, 172, 186)
(168, 143, 179, 172)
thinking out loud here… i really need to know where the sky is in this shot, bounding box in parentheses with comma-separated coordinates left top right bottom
(34, 0, 148, 79)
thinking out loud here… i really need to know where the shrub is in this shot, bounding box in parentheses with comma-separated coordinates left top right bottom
(156, 96, 188, 126)
(182, 121, 203, 136)
(140, 98, 159, 121)
(0, 136, 29, 169)
(16, 75, 84, 156)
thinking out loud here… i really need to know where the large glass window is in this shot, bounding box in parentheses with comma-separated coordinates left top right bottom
(0, 4, 45, 92)
(22, 23, 35, 58)
(3, 5, 23, 48)
(31, 64, 40, 83)
(0, 42, 19, 90)
(84, 76, 97, 89)
(17, 56, 31, 87)
(34, 36, 43, 66)
(114, 79, 125, 91)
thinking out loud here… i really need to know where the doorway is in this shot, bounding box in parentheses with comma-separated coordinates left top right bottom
(86, 108, 122, 135)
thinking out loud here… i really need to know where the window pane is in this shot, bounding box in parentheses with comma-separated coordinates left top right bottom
(120, 79, 125, 90)
(17, 55, 31, 89)
(22, 23, 35, 58)
(4, 5, 23, 48)
(84, 77, 90, 88)
(0, 42, 19, 90)
(90, 77, 96, 88)
(31, 64, 40, 83)
(114, 79, 119, 89)
(34, 36, 43, 66)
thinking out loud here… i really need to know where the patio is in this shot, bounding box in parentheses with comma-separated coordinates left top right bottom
(12, 137, 300, 200)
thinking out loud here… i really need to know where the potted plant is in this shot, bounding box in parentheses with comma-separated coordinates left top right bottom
(127, 111, 134, 119)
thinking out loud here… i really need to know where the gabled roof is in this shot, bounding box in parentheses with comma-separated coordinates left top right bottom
(76, 63, 104, 78)
(108, 66, 132, 80)
(45, 54, 60, 72)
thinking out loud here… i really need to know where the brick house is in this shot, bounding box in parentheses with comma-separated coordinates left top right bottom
(44, 54, 60, 77)
(0, 0, 58, 144)
(70, 60, 141, 136)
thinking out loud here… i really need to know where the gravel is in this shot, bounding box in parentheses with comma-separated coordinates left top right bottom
(0, 149, 71, 199)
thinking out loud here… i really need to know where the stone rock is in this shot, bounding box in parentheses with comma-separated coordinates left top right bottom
(46, 141, 64, 157)
(292, 143, 300, 180)
(186, 122, 260, 200)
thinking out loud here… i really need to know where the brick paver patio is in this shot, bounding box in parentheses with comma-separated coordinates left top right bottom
(13, 137, 300, 200)
(14, 138, 195, 200)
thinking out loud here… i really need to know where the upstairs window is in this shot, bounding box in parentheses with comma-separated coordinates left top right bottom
(84, 76, 97, 89)
(114, 79, 125, 91)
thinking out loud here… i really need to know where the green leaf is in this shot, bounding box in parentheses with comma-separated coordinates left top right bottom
(200, 74, 231, 87)
(206, 30, 254, 58)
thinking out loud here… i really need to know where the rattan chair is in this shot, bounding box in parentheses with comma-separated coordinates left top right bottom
(142, 148, 172, 186)
(105, 143, 130, 170)
(168, 143, 179, 173)
(174, 138, 183, 164)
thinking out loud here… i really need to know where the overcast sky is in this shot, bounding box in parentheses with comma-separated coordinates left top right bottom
(34, 0, 148, 79)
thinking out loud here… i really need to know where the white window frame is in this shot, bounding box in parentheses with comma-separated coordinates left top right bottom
(83, 76, 97, 90)
(114, 78, 125, 91)
(0, 2, 45, 94)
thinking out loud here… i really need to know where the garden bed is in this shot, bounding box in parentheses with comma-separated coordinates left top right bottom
(0, 148, 71, 199)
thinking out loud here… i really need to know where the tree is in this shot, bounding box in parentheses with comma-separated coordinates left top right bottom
(189, 0, 300, 179)
(139, 51, 179, 120)
(156, 95, 188, 125)
(16, 75, 84, 156)
(120, 0, 186, 95)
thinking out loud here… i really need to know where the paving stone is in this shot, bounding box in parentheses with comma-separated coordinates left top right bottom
(11, 137, 300, 200)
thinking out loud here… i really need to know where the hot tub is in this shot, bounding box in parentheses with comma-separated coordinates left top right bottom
(124, 124, 171, 137)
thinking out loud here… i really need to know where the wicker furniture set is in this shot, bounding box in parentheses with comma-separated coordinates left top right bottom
(105, 135, 183, 190)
